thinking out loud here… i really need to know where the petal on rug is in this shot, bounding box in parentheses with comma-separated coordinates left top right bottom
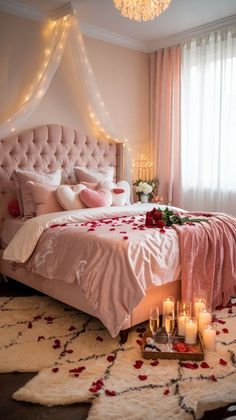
(12, 357, 110, 406)
(1, 295, 236, 418)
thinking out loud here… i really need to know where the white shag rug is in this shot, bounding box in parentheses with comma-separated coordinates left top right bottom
(1, 295, 236, 420)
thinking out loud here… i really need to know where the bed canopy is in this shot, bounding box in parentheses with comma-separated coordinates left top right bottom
(0, 5, 132, 184)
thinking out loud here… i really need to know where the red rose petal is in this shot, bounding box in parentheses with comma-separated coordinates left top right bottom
(123, 236, 129, 240)
(138, 375, 147, 381)
(88, 228, 95, 232)
(150, 360, 159, 366)
(163, 389, 170, 396)
(133, 360, 143, 369)
(66, 349, 74, 354)
(181, 362, 198, 370)
(218, 320, 226, 324)
(160, 228, 166, 233)
(69, 367, 85, 373)
(136, 339, 142, 346)
(107, 355, 115, 363)
(68, 326, 76, 331)
(109, 228, 115, 231)
(210, 375, 217, 382)
(96, 336, 104, 342)
(216, 331, 220, 335)
(89, 387, 98, 393)
(105, 389, 116, 397)
(28, 322, 32, 329)
(222, 328, 229, 333)
(74, 373, 80, 377)
(219, 358, 227, 366)
(52, 367, 59, 373)
(200, 362, 209, 369)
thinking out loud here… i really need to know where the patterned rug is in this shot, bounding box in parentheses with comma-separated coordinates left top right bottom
(1, 296, 236, 420)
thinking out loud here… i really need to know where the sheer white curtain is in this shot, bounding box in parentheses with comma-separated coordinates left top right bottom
(181, 26, 236, 216)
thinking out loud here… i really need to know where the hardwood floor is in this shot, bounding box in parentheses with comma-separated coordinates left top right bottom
(0, 277, 235, 420)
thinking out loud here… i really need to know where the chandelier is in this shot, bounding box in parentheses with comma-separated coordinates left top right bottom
(113, 0, 172, 22)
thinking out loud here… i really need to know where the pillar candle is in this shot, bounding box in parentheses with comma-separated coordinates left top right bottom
(198, 310, 211, 334)
(203, 325, 216, 351)
(163, 297, 175, 313)
(194, 299, 206, 319)
(185, 319, 197, 344)
(178, 314, 190, 336)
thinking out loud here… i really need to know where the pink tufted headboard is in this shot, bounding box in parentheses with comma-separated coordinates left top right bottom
(0, 124, 123, 234)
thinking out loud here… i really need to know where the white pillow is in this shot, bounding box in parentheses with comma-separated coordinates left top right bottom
(111, 181, 131, 206)
(56, 185, 86, 211)
(74, 166, 114, 183)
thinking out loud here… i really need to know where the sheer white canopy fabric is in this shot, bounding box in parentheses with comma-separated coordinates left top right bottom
(181, 26, 236, 216)
(0, 16, 71, 139)
(0, 12, 132, 187)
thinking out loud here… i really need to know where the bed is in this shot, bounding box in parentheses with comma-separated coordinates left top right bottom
(0, 124, 181, 337)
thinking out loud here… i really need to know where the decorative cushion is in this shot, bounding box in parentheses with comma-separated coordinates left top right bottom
(8, 199, 20, 217)
(13, 169, 61, 218)
(56, 184, 86, 211)
(74, 166, 114, 184)
(111, 180, 131, 206)
(27, 181, 63, 216)
(79, 188, 112, 208)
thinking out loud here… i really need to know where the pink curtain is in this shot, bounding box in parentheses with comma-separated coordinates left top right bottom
(150, 46, 181, 207)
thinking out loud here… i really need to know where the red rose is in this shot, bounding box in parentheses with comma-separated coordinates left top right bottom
(155, 220, 166, 229)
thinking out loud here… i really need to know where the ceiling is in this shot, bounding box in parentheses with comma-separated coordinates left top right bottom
(1, 0, 236, 51)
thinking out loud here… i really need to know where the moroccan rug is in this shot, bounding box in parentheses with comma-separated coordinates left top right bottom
(1, 296, 236, 420)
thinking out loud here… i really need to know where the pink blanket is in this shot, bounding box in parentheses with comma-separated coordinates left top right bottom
(175, 213, 236, 309)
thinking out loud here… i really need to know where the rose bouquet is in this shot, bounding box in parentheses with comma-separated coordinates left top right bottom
(146, 207, 207, 229)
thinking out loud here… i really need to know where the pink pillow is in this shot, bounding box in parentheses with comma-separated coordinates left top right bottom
(13, 169, 61, 218)
(80, 188, 112, 208)
(74, 166, 114, 183)
(27, 181, 63, 216)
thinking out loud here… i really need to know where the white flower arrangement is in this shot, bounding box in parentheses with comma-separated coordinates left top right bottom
(135, 182, 153, 195)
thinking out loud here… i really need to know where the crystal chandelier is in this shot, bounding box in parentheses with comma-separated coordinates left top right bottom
(113, 0, 172, 22)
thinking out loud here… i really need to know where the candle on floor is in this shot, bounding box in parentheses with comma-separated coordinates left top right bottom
(203, 325, 216, 351)
(178, 313, 190, 336)
(185, 319, 197, 344)
(198, 309, 211, 334)
(163, 297, 175, 313)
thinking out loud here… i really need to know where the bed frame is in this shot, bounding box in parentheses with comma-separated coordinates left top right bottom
(0, 124, 180, 332)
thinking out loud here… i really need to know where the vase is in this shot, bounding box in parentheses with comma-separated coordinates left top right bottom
(140, 193, 149, 203)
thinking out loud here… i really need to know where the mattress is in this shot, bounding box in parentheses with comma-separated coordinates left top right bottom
(0, 218, 25, 249)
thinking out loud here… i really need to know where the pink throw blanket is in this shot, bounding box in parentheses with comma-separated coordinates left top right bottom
(175, 213, 236, 309)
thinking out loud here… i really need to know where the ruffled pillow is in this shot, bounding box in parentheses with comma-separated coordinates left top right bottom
(56, 184, 86, 211)
(13, 169, 61, 218)
(80, 188, 112, 208)
(27, 181, 63, 216)
(74, 166, 114, 184)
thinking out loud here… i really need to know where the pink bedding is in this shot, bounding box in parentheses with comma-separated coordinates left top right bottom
(24, 215, 180, 337)
(175, 212, 236, 309)
(3, 204, 181, 337)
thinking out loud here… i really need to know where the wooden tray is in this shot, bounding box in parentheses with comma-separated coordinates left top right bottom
(142, 333, 204, 361)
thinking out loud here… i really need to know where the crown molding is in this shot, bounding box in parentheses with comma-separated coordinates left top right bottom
(148, 13, 236, 51)
(0, 1, 236, 53)
(80, 22, 149, 52)
(0, 0, 45, 21)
